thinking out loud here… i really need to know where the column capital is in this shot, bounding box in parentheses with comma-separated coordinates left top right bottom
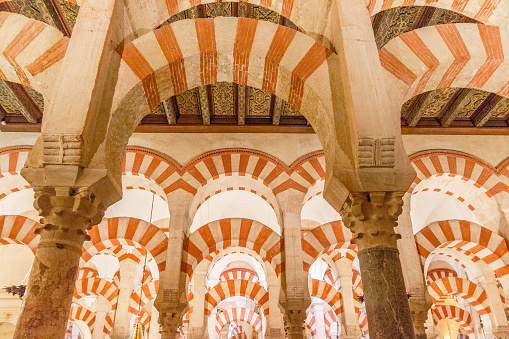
(33, 186, 105, 257)
(283, 308, 307, 337)
(159, 309, 186, 339)
(340, 191, 404, 250)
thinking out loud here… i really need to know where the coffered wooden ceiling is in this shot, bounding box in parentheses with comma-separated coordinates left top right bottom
(0, 2, 507, 133)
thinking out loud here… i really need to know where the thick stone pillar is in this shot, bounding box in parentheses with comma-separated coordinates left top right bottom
(341, 192, 415, 339)
(335, 258, 361, 339)
(482, 266, 509, 338)
(187, 271, 207, 339)
(155, 192, 192, 339)
(92, 297, 111, 339)
(278, 190, 311, 339)
(398, 196, 431, 339)
(149, 305, 161, 339)
(111, 261, 137, 339)
(14, 188, 105, 338)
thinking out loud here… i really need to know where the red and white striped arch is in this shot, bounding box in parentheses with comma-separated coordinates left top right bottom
(73, 278, 119, 308)
(301, 221, 353, 271)
(219, 269, 260, 285)
(113, 17, 335, 132)
(409, 150, 509, 197)
(0, 12, 69, 98)
(309, 279, 343, 315)
(356, 306, 369, 336)
(368, 0, 509, 25)
(204, 279, 270, 316)
(131, 280, 159, 310)
(82, 217, 168, 271)
(182, 218, 283, 277)
(77, 267, 99, 281)
(305, 311, 317, 336)
(431, 305, 474, 334)
(214, 308, 263, 337)
(323, 309, 337, 333)
(415, 220, 509, 278)
(69, 305, 95, 331)
(0, 215, 39, 250)
(0, 147, 31, 200)
(426, 268, 458, 285)
(380, 24, 509, 105)
(428, 277, 491, 315)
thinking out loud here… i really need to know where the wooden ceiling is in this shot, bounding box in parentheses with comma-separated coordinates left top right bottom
(0, 2, 507, 133)
(0, 0, 77, 36)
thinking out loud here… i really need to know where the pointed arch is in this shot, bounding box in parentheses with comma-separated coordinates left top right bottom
(82, 217, 168, 271)
(204, 279, 270, 316)
(182, 218, 283, 277)
(415, 220, 509, 278)
(428, 277, 491, 315)
(0, 215, 39, 250)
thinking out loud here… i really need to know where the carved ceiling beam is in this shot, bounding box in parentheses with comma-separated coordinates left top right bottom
(162, 99, 176, 125)
(272, 96, 282, 126)
(0, 80, 42, 123)
(472, 93, 501, 127)
(198, 86, 210, 125)
(43, 0, 72, 37)
(404, 92, 431, 126)
(237, 85, 246, 125)
(439, 89, 470, 127)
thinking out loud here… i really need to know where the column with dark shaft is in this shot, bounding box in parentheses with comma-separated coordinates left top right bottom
(341, 192, 415, 339)
(14, 187, 105, 338)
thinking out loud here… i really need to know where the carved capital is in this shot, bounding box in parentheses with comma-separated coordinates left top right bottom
(284, 308, 307, 336)
(34, 187, 105, 253)
(340, 191, 404, 250)
(159, 310, 184, 338)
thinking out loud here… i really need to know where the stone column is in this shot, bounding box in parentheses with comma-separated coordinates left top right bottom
(481, 266, 509, 338)
(155, 192, 192, 339)
(334, 258, 360, 339)
(13, 188, 105, 338)
(266, 281, 284, 338)
(149, 304, 161, 339)
(312, 303, 326, 339)
(92, 297, 111, 339)
(278, 190, 311, 339)
(187, 270, 207, 339)
(341, 192, 415, 339)
(398, 197, 430, 339)
(111, 261, 137, 339)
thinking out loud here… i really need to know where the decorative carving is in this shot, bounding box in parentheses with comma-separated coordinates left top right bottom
(159, 310, 184, 339)
(283, 308, 307, 336)
(340, 192, 404, 250)
(358, 137, 395, 168)
(34, 187, 104, 246)
(42, 134, 83, 165)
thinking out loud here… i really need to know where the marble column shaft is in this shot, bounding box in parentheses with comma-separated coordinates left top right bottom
(341, 192, 415, 339)
(111, 262, 137, 339)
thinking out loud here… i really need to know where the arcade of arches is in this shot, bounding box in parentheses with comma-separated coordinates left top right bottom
(1, 0, 509, 338)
